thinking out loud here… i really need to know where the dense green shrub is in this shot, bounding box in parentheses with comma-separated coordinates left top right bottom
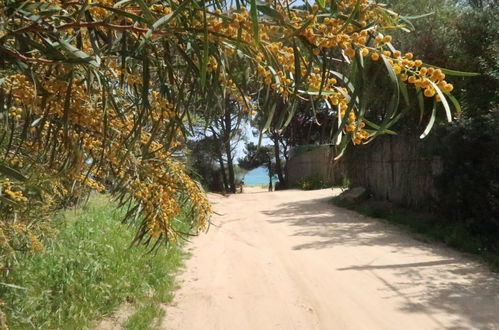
(432, 108, 499, 250)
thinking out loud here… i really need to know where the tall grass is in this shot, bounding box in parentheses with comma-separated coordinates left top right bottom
(1, 194, 190, 329)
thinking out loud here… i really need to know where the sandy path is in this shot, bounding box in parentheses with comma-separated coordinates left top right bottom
(162, 188, 499, 330)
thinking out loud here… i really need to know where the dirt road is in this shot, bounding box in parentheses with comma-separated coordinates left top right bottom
(162, 188, 499, 330)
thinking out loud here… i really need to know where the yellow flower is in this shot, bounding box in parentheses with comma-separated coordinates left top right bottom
(345, 48, 355, 57)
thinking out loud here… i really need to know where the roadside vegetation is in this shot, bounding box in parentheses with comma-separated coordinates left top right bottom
(0, 194, 189, 329)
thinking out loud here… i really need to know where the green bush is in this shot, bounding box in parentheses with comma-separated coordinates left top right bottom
(431, 108, 499, 251)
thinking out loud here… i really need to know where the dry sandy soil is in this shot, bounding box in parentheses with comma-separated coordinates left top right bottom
(162, 187, 499, 330)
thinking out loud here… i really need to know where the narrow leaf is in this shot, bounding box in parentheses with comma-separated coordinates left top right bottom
(420, 102, 437, 139)
(250, 0, 260, 43)
(428, 80, 452, 122)
(0, 163, 27, 181)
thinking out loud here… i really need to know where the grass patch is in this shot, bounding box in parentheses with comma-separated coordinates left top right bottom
(332, 196, 499, 272)
(1, 194, 190, 329)
(124, 303, 165, 330)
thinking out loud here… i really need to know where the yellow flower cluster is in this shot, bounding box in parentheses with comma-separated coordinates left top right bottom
(88, 0, 114, 19)
(2, 61, 211, 242)
(343, 110, 369, 145)
(0, 0, 458, 249)
(150, 4, 172, 15)
(1, 179, 27, 202)
(364, 34, 454, 100)
(8, 106, 22, 119)
(150, 91, 176, 122)
(130, 151, 211, 238)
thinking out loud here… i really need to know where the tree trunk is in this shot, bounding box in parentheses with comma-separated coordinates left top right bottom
(267, 160, 273, 192)
(218, 151, 229, 192)
(210, 126, 229, 192)
(272, 132, 286, 187)
(224, 112, 236, 193)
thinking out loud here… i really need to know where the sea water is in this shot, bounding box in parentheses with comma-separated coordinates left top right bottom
(242, 166, 278, 185)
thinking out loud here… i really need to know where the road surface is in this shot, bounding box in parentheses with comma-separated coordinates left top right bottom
(162, 188, 499, 330)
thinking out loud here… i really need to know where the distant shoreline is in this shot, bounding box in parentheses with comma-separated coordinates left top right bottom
(242, 166, 278, 185)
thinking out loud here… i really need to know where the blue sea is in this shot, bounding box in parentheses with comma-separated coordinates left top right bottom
(242, 166, 278, 185)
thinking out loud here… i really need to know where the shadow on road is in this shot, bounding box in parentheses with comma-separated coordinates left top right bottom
(263, 194, 499, 330)
(263, 196, 438, 251)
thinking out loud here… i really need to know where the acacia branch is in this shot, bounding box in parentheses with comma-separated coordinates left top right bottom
(0, 46, 54, 64)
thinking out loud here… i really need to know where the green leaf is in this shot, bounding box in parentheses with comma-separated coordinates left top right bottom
(133, 0, 155, 25)
(257, 5, 284, 22)
(58, 40, 99, 67)
(0, 163, 27, 181)
(283, 100, 298, 128)
(262, 103, 276, 132)
(363, 119, 380, 130)
(428, 80, 452, 122)
(143, 0, 195, 41)
(297, 89, 336, 96)
(426, 65, 480, 77)
(13, 35, 63, 59)
(416, 87, 425, 123)
(292, 42, 301, 94)
(381, 55, 400, 119)
(400, 12, 434, 20)
(200, 8, 209, 89)
(99, 5, 149, 24)
(446, 93, 462, 116)
(420, 102, 437, 139)
(398, 77, 410, 108)
(0, 196, 19, 207)
(250, 0, 260, 43)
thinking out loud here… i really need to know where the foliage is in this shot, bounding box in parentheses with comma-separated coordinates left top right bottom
(281, 0, 497, 148)
(0, 0, 462, 249)
(0, 194, 189, 329)
(186, 136, 225, 191)
(385, 0, 498, 116)
(430, 108, 499, 251)
(186, 136, 248, 193)
(238, 142, 273, 172)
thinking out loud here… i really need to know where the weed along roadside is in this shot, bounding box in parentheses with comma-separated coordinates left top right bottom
(0, 194, 191, 329)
